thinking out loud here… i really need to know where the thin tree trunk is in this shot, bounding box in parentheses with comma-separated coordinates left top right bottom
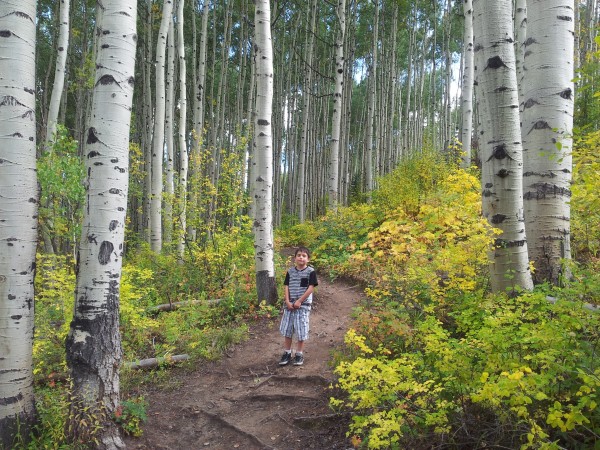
(150, 0, 174, 253)
(461, 0, 474, 167)
(253, 0, 278, 304)
(65, 1, 137, 448)
(0, 2, 38, 445)
(297, 0, 317, 222)
(142, 0, 154, 243)
(177, 0, 188, 258)
(189, 0, 210, 241)
(365, 0, 379, 199)
(164, 19, 175, 247)
(45, 0, 70, 150)
(328, 0, 346, 213)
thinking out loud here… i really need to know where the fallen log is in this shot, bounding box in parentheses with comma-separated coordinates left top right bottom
(546, 296, 600, 313)
(124, 354, 189, 370)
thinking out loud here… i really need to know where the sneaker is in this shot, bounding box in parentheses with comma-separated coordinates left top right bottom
(293, 353, 304, 366)
(279, 352, 292, 366)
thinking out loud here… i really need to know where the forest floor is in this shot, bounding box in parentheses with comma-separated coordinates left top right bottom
(124, 268, 362, 450)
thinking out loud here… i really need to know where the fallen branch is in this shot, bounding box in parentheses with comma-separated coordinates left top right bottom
(124, 354, 189, 370)
(148, 298, 222, 313)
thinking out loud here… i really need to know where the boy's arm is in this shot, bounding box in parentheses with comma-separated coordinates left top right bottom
(284, 285, 294, 310)
(293, 285, 315, 308)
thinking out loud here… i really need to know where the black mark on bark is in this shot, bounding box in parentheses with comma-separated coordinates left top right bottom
(485, 56, 507, 70)
(98, 241, 114, 265)
(558, 88, 572, 100)
(487, 144, 512, 161)
(491, 214, 507, 224)
(528, 120, 552, 134)
(87, 128, 100, 144)
(97, 74, 118, 86)
(523, 98, 539, 109)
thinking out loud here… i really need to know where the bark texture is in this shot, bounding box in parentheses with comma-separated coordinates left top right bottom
(253, 0, 277, 305)
(150, 0, 174, 253)
(328, 0, 347, 212)
(0, 1, 38, 446)
(461, 0, 474, 167)
(521, 0, 574, 285)
(44, 0, 70, 149)
(474, 0, 533, 293)
(65, 1, 137, 448)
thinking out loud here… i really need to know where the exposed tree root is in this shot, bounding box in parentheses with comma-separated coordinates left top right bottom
(294, 412, 353, 430)
(198, 408, 276, 450)
(247, 393, 321, 402)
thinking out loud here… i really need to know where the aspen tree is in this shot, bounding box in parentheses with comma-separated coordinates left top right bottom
(461, 0, 474, 167)
(0, 1, 38, 445)
(365, 0, 379, 198)
(473, 0, 533, 293)
(521, 0, 574, 285)
(189, 0, 209, 241)
(253, 0, 277, 304)
(328, 0, 346, 212)
(150, 0, 174, 253)
(45, 0, 70, 149)
(165, 19, 175, 246)
(65, 1, 137, 447)
(176, 0, 188, 257)
(297, 0, 317, 223)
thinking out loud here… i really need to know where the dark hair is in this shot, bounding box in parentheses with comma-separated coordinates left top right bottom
(295, 246, 311, 258)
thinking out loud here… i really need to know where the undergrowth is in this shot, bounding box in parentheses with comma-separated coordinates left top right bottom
(290, 150, 600, 449)
(27, 224, 281, 448)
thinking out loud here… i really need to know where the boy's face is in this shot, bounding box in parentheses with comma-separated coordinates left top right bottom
(294, 251, 309, 268)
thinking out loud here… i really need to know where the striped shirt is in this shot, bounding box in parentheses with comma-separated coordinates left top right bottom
(284, 265, 318, 304)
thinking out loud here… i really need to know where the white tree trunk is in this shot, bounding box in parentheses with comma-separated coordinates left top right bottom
(328, 0, 346, 212)
(521, 0, 574, 285)
(188, 0, 209, 242)
(164, 19, 175, 246)
(150, 0, 174, 253)
(253, 0, 277, 304)
(297, 0, 317, 223)
(365, 0, 379, 198)
(0, 2, 37, 445)
(44, 0, 70, 149)
(461, 0, 474, 167)
(64, 1, 137, 448)
(474, 0, 533, 293)
(177, 0, 188, 258)
(515, 0, 527, 101)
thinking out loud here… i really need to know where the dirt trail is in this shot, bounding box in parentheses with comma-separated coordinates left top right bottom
(125, 275, 362, 450)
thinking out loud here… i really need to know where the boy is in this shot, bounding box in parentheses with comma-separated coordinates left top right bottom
(278, 246, 318, 366)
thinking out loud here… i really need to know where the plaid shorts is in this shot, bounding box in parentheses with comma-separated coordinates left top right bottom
(279, 304, 311, 341)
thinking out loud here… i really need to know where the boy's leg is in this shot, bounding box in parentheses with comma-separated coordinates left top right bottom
(293, 340, 305, 365)
(279, 309, 294, 365)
